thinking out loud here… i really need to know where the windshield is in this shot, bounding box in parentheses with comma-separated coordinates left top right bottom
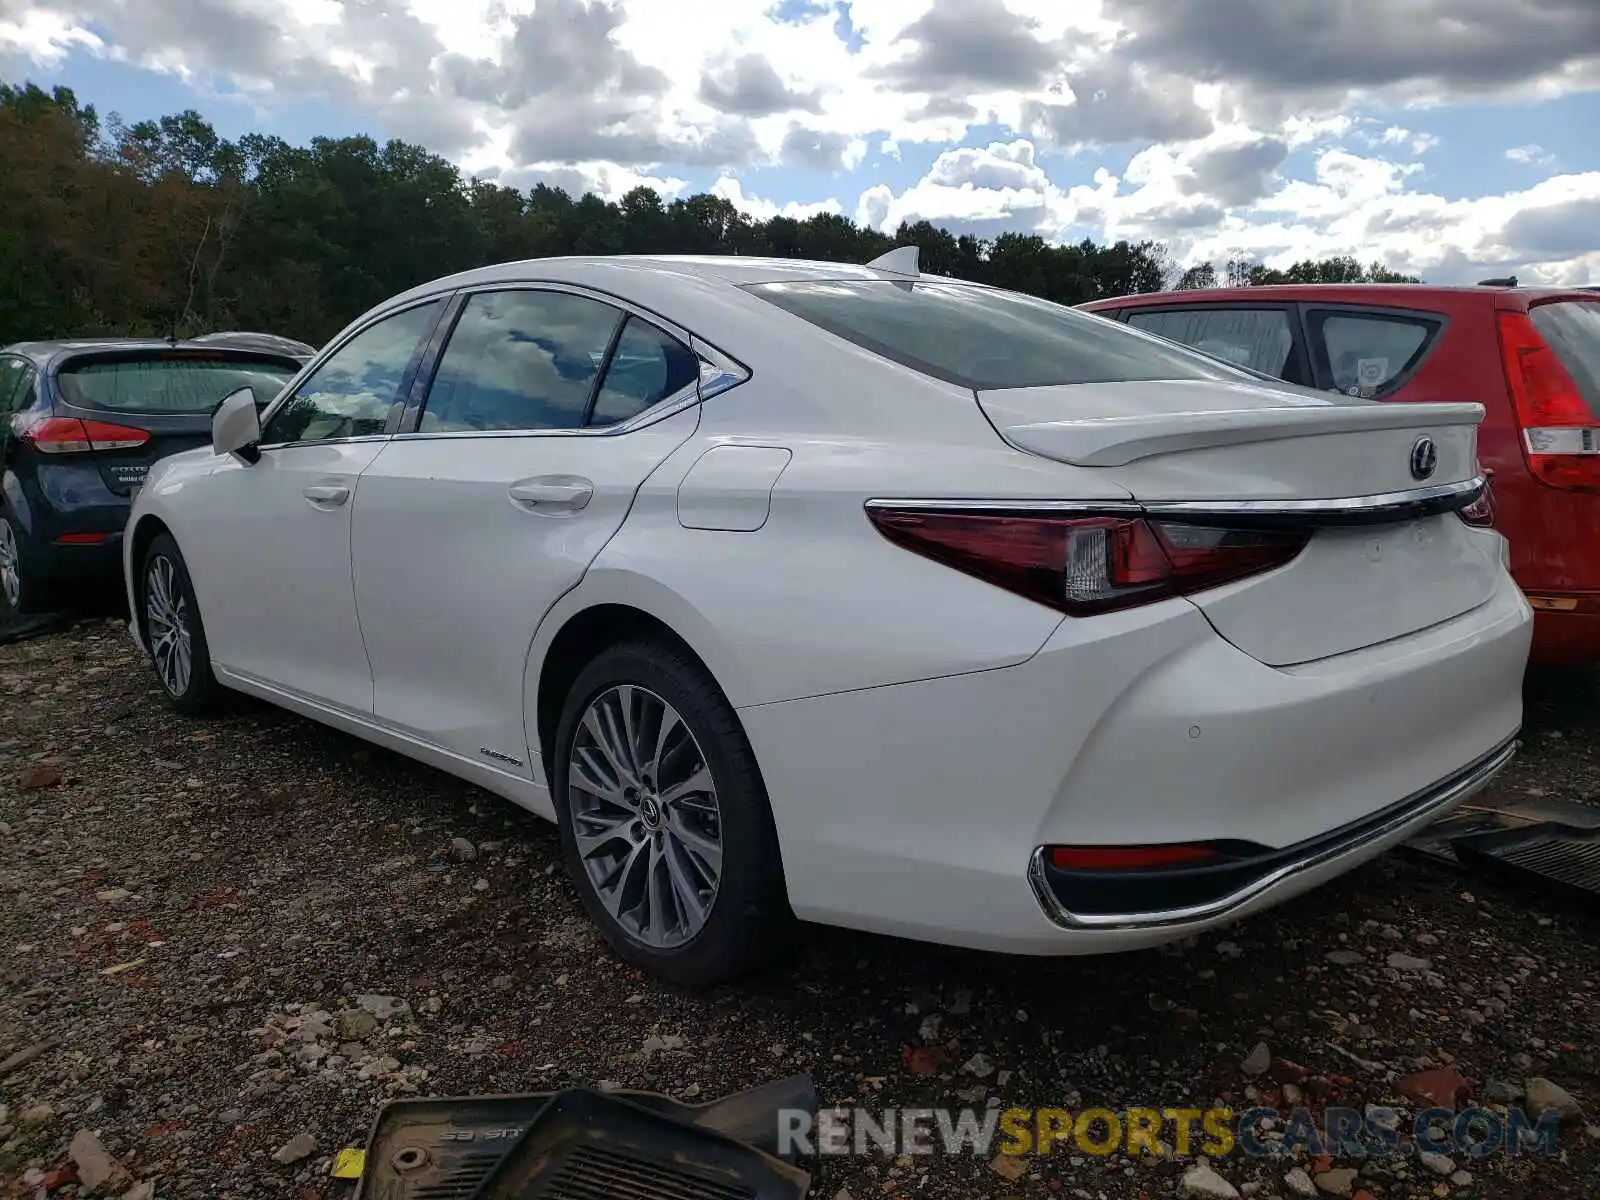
(745, 279, 1258, 390)
(1529, 300, 1600, 417)
(58, 356, 299, 415)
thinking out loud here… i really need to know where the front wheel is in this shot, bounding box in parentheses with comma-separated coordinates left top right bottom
(141, 534, 225, 715)
(551, 640, 793, 986)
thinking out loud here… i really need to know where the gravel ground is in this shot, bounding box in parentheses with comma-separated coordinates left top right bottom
(2, 619, 1598, 1200)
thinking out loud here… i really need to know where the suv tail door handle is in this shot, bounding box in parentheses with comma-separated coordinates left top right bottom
(508, 476, 593, 514)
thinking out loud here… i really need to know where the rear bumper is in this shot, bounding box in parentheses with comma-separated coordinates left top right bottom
(1527, 597, 1600, 665)
(741, 568, 1531, 955)
(1028, 734, 1517, 931)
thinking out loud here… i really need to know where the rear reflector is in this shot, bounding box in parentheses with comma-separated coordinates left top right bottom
(866, 507, 1308, 615)
(1497, 311, 1600, 493)
(54, 532, 111, 545)
(1047, 844, 1224, 871)
(17, 416, 151, 454)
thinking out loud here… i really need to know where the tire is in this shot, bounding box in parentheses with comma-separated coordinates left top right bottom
(139, 533, 226, 716)
(551, 639, 794, 986)
(0, 512, 52, 616)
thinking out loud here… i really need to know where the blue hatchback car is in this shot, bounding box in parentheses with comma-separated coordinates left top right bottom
(0, 334, 311, 614)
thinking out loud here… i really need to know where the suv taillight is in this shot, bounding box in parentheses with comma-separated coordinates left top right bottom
(16, 416, 150, 454)
(1496, 311, 1600, 493)
(866, 507, 1308, 615)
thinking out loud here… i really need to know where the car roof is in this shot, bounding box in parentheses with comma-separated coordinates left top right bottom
(1083, 282, 1598, 310)
(1, 335, 308, 373)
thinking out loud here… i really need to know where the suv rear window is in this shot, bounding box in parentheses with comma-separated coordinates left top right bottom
(1529, 301, 1600, 415)
(58, 356, 299, 415)
(745, 280, 1253, 390)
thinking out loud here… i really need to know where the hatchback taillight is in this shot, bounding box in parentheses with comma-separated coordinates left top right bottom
(16, 416, 151, 454)
(865, 507, 1309, 615)
(1496, 311, 1600, 493)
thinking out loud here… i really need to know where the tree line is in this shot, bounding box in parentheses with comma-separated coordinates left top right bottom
(0, 80, 1420, 350)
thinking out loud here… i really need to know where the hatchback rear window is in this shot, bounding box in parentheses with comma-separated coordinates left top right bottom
(1529, 301, 1600, 416)
(58, 356, 299, 414)
(745, 280, 1253, 390)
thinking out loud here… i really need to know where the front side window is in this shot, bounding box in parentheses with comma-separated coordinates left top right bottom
(1126, 309, 1296, 378)
(420, 290, 625, 433)
(0, 358, 25, 416)
(262, 300, 445, 445)
(747, 279, 1253, 391)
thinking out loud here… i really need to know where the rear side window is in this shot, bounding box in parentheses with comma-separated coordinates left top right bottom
(1125, 309, 1295, 377)
(1529, 301, 1600, 415)
(1308, 310, 1438, 398)
(746, 280, 1251, 390)
(420, 290, 624, 434)
(590, 317, 700, 427)
(58, 357, 299, 415)
(0, 357, 26, 415)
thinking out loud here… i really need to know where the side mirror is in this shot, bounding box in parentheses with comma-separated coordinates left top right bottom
(213, 388, 262, 463)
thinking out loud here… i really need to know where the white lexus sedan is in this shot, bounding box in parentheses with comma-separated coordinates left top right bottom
(123, 250, 1531, 985)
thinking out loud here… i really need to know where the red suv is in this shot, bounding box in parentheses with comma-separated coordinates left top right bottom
(1082, 283, 1600, 665)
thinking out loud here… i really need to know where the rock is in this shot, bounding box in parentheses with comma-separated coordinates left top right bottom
(356, 994, 411, 1021)
(962, 1052, 995, 1078)
(1178, 1159, 1239, 1199)
(1364, 1105, 1401, 1133)
(1215, 941, 1243, 958)
(0, 1040, 56, 1077)
(1325, 950, 1365, 966)
(1241, 1043, 1272, 1075)
(218, 1109, 245, 1124)
(1386, 952, 1431, 972)
(337, 1009, 380, 1040)
(19, 764, 62, 789)
(1284, 1167, 1317, 1198)
(96, 888, 132, 904)
(1270, 1058, 1308, 1084)
(1484, 1079, 1522, 1104)
(20, 1102, 55, 1128)
(448, 837, 477, 861)
(1314, 1167, 1358, 1196)
(1399, 1067, 1471, 1108)
(273, 1132, 316, 1163)
(919, 1014, 942, 1041)
(1450, 1170, 1473, 1186)
(990, 1153, 1027, 1182)
(473, 878, 489, 891)
(1419, 1150, 1454, 1175)
(1524, 1077, 1583, 1123)
(70, 1129, 126, 1192)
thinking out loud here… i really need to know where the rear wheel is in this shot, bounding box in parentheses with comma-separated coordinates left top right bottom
(141, 534, 225, 715)
(551, 640, 793, 986)
(0, 513, 51, 616)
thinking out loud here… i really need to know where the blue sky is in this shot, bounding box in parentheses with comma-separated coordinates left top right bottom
(4, 0, 1598, 283)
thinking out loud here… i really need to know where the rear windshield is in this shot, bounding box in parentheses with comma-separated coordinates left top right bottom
(745, 280, 1254, 390)
(58, 356, 299, 414)
(1529, 301, 1600, 416)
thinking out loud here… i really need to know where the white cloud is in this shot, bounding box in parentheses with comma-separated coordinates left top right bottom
(710, 175, 842, 221)
(1507, 143, 1557, 167)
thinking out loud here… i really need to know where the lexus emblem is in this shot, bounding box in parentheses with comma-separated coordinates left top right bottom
(1409, 436, 1438, 481)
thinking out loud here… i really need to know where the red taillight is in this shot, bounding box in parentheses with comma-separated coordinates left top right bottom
(1458, 470, 1496, 527)
(866, 508, 1308, 615)
(1047, 844, 1223, 870)
(17, 416, 150, 454)
(54, 532, 111, 545)
(1496, 310, 1600, 493)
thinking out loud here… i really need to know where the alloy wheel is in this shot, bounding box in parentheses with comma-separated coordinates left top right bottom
(566, 684, 724, 949)
(145, 555, 193, 697)
(0, 520, 20, 609)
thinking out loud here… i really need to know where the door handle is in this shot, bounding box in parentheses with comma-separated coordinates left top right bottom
(508, 476, 593, 514)
(303, 484, 350, 507)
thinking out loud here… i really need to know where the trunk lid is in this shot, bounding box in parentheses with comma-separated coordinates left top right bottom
(977, 378, 1502, 666)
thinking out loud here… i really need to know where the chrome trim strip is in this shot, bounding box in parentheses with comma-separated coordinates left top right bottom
(1027, 734, 1519, 932)
(864, 476, 1486, 523)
